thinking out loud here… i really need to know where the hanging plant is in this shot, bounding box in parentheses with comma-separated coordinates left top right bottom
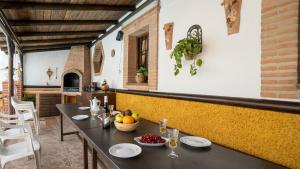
(170, 37, 203, 76)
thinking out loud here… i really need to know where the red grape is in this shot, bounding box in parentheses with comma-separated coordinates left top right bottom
(140, 133, 166, 144)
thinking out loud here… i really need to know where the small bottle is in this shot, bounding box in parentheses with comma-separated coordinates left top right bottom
(102, 96, 110, 129)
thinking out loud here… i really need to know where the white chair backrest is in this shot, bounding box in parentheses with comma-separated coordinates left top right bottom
(10, 97, 39, 136)
(10, 96, 18, 109)
(0, 124, 35, 159)
(11, 97, 35, 121)
(0, 112, 24, 126)
(11, 97, 35, 112)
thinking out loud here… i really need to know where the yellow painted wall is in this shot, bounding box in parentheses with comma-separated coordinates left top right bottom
(117, 93, 300, 169)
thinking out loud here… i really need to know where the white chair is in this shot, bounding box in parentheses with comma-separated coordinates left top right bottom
(0, 123, 41, 169)
(0, 113, 24, 141)
(11, 97, 40, 135)
(0, 113, 41, 154)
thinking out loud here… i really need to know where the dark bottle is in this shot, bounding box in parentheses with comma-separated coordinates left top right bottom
(102, 96, 110, 129)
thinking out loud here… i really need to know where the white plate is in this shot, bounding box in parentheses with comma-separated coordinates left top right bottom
(109, 143, 142, 158)
(112, 111, 121, 116)
(72, 115, 89, 120)
(98, 111, 121, 120)
(134, 136, 168, 147)
(78, 107, 90, 110)
(180, 136, 211, 147)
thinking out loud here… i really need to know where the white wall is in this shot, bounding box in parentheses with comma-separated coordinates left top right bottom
(0, 50, 8, 91)
(23, 50, 69, 86)
(158, 0, 261, 98)
(91, 0, 262, 99)
(91, 28, 124, 88)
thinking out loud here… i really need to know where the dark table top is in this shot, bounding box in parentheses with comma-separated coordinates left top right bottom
(57, 104, 102, 129)
(56, 104, 287, 169)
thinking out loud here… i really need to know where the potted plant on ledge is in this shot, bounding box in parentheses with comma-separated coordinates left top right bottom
(135, 66, 148, 83)
(170, 37, 202, 76)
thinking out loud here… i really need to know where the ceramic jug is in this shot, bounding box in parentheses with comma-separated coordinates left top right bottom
(89, 97, 100, 113)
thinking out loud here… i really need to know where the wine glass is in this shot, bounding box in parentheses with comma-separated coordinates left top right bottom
(90, 110, 97, 120)
(108, 105, 114, 116)
(108, 105, 114, 123)
(159, 119, 168, 136)
(168, 129, 179, 158)
(90, 108, 99, 120)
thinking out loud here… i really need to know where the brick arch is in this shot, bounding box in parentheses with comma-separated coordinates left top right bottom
(61, 69, 83, 93)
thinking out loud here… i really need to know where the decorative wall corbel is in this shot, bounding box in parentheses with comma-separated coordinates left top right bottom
(163, 22, 174, 50)
(221, 0, 242, 35)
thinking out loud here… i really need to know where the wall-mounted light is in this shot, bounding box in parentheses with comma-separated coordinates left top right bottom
(116, 31, 124, 41)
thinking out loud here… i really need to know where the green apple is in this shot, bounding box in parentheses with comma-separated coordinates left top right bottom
(115, 114, 123, 123)
(131, 113, 140, 122)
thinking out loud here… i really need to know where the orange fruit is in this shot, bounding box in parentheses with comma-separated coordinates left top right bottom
(123, 116, 134, 124)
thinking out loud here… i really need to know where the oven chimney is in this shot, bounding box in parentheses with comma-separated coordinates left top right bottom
(61, 45, 91, 95)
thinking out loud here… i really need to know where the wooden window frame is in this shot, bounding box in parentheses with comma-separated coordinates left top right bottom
(137, 33, 149, 70)
(297, 2, 300, 89)
(122, 6, 159, 91)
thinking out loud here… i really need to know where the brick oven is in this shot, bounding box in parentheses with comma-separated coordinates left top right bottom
(61, 45, 91, 102)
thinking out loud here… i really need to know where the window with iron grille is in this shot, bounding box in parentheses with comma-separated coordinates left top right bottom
(137, 34, 149, 69)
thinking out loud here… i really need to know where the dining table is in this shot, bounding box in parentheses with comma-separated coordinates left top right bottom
(56, 104, 287, 169)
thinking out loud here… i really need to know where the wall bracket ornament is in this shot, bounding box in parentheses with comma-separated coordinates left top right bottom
(163, 22, 174, 50)
(221, 0, 242, 35)
(187, 25, 202, 52)
(47, 67, 53, 80)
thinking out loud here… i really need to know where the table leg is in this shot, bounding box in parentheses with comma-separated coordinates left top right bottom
(92, 148, 97, 169)
(60, 112, 63, 141)
(83, 139, 88, 169)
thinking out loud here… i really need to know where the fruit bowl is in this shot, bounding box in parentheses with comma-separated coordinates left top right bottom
(114, 121, 139, 132)
(134, 134, 168, 146)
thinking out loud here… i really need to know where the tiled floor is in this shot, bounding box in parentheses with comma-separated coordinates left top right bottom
(5, 116, 102, 169)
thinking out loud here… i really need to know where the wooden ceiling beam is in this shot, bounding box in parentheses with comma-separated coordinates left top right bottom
(23, 43, 89, 50)
(0, 1, 135, 11)
(15, 30, 105, 37)
(0, 10, 22, 52)
(23, 47, 71, 53)
(9, 20, 118, 26)
(19, 37, 95, 46)
(0, 41, 6, 47)
(1, 48, 8, 54)
(2, 42, 89, 51)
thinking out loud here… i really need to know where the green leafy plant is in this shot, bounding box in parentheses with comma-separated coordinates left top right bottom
(137, 66, 148, 77)
(22, 96, 36, 106)
(170, 38, 203, 76)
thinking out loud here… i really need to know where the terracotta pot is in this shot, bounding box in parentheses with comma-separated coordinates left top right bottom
(185, 54, 194, 60)
(135, 73, 145, 83)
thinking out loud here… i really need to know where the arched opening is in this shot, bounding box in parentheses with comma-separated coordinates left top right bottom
(63, 72, 80, 92)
